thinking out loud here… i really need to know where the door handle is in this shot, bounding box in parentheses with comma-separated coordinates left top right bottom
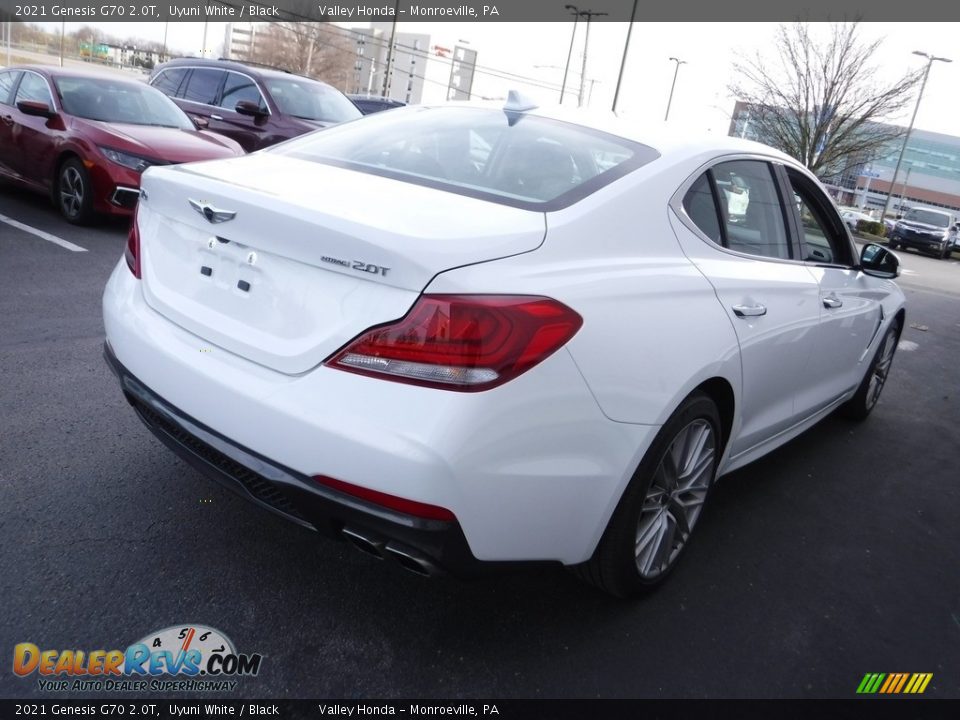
(1, 114, 12, 126)
(210, 114, 223, 121)
(732, 304, 767, 318)
(822, 294, 843, 309)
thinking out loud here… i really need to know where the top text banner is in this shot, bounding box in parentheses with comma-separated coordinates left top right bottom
(1, 0, 956, 22)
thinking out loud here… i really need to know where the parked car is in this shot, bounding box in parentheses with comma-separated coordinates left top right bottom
(149, 58, 362, 152)
(839, 208, 874, 233)
(0, 66, 245, 224)
(887, 206, 957, 259)
(347, 94, 407, 115)
(103, 95, 905, 597)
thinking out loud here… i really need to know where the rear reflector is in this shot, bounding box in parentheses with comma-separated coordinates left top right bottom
(326, 295, 582, 391)
(125, 204, 141, 278)
(312, 475, 456, 522)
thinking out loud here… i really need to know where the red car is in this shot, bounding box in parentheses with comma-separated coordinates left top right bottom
(0, 66, 244, 224)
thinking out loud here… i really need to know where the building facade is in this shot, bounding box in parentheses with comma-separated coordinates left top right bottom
(349, 23, 429, 104)
(729, 100, 960, 216)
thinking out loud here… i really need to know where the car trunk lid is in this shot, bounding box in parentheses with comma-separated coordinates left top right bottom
(136, 154, 546, 375)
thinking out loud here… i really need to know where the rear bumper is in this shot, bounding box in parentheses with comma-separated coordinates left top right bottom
(104, 341, 499, 577)
(102, 261, 654, 569)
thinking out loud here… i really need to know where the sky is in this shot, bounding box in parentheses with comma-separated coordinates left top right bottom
(23, 21, 960, 138)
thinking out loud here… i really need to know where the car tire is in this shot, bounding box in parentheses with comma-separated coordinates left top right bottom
(571, 391, 721, 597)
(839, 318, 902, 421)
(57, 158, 95, 225)
(940, 243, 952, 260)
(887, 239, 897, 250)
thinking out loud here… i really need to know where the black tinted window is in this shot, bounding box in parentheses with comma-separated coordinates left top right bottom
(182, 69, 223, 104)
(713, 160, 791, 260)
(683, 173, 722, 244)
(0, 71, 19, 105)
(220, 72, 266, 111)
(277, 107, 658, 210)
(151, 68, 188, 97)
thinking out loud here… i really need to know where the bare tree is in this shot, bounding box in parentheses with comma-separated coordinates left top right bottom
(729, 22, 922, 176)
(247, 22, 355, 88)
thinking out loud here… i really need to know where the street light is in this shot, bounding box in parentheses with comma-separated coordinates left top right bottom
(559, 4, 579, 105)
(577, 9, 607, 108)
(664, 56, 686, 121)
(880, 51, 952, 221)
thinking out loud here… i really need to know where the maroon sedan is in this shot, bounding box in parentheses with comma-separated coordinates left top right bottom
(0, 66, 244, 224)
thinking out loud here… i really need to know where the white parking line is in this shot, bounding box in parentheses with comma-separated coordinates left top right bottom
(0, 212, 87, 252)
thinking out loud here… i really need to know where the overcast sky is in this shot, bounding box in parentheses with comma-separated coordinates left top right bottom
(27, 21, 960, 137)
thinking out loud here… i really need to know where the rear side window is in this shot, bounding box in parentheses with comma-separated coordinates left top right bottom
(182, 69, 223, 105)
(275, 106, 659, 210)
(683, 160, 791, 260)
(220, 72, 267, 112)
(682, 173, 722, 244)
(151, 68, 188, 97)
(0, 70, 19, 105)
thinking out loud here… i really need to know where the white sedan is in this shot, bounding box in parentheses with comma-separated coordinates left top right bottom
(103, 95, 906, 596)
(839, 208, 875, 232)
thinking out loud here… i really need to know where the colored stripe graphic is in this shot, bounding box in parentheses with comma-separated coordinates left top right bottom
(857, 673, 932, 694)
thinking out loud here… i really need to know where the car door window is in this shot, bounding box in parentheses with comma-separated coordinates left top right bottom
(151, 68, 188, 97)
(220, 72, 266, 112)
(0, 71, 21, 105)
(182, 69, 223, 105)
(681, 172, 723, 244)
(683, 160, 791, 260)
(14, 73, 54, 107)
(786, 169, 854, 266)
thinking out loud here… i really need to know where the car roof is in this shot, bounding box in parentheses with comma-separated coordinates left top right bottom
(158, 57, 334, 86)
(6, 64, 151, 89)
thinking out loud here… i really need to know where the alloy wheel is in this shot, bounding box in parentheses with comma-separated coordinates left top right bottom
(60, 166, 85, 219)
(866, 327, 898, 410)
(635, 418, 716, 580)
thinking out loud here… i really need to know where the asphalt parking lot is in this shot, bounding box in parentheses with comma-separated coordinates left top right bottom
(1, 183, 959, 700)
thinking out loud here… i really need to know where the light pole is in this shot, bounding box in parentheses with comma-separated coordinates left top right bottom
(664, 57, 686, 121)
(381, 0, 400, 98)
(577, 9, 607, 108)
(559, 5, 579, 104)
(881, 51, 951, 221)
(612, 0, 638, 112)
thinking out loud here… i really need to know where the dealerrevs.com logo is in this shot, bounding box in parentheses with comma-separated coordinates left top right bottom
(13, 624, 263, 692)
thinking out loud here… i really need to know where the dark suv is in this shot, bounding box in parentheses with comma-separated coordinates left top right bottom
(887, 207, 957, 260)
(148, 58, 361, 152)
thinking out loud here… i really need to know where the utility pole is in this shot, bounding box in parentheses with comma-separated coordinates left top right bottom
(560, 5, 579, 104)
(664, 57, 686, 121)
(612, 0, 638, 112)
(382, 0, 399, 98)
(577, 9, 607, 108)
(59, 21, 64, 67)
(881, 51, 951, 221)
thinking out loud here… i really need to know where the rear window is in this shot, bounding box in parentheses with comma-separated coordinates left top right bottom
(273, 106, 658, 210)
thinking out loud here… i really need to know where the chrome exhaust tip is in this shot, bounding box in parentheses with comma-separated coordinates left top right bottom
(384, 542, 441, 577)
(342, 527, 385, 559)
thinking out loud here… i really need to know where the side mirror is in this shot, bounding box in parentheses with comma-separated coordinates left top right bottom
(860, 243, 900, 279)
(17, 100, 56, 118)
(235, 100, 267, 117)
(192, 115, 209, 130)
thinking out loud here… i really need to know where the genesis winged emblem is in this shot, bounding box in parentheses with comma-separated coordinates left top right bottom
(189, 198, 237, 224)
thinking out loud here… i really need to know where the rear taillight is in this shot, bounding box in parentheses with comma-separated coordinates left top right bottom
(313, 475, 456, 522)
(326, 294, 583, 391)
(124, 203, 141, 278)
